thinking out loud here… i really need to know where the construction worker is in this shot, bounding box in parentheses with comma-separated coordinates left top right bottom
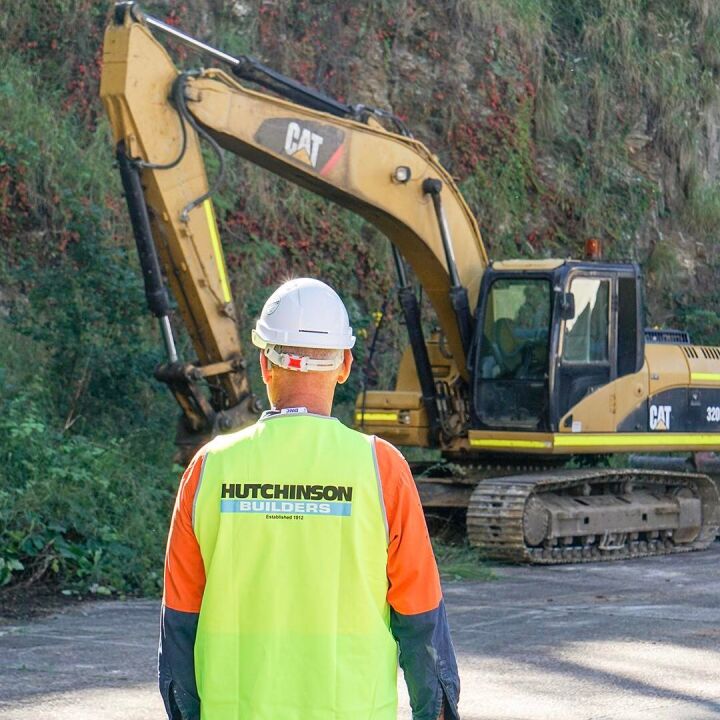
(159, 278, 460, 720)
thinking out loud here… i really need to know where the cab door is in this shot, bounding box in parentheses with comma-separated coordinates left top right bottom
(556, 274, 614, 421)
(473, 274, 553, 431)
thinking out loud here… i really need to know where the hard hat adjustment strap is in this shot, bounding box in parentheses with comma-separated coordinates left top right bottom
(264, 346, 343, 372)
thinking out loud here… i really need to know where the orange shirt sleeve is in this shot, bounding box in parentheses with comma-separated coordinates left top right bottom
(163, 451, 207, 613)
(374, 437, 442, 615)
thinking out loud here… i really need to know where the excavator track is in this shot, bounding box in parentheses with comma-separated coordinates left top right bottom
(466, 468, 720, 564)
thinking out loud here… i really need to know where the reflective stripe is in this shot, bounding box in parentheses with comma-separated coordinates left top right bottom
(555, 433, 720, 447)
(469, 438, 551, 449)
(356, 411, 399, 422)
(203, 199, 231, 303)
(691, 372, 720, 383)
(191, 455, 207, 530)
(371, 438, 390, 544)
(471, 433, 720, 450)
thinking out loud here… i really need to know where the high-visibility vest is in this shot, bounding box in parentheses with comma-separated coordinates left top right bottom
(192, 413, 398, 720)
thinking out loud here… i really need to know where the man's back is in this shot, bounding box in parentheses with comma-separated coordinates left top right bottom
(193, 413, 397, 719)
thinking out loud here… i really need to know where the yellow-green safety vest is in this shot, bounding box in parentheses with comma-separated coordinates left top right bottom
(192, 413, 398, 720)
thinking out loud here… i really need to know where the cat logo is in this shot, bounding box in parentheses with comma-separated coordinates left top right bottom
(649, 404, 672, 431)
(284, 122, 324, 168)
(254, 118, 346, 176)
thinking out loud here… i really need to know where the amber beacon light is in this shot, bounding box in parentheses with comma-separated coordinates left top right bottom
(584, 237, 602, 260)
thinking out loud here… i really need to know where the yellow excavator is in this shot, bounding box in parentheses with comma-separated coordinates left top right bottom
(100, 3, 720, 564)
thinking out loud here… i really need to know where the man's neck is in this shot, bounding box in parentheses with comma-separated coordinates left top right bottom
(272, 393, 333, 416)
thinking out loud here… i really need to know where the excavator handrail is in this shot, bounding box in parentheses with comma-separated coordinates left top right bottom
(117, 2, 359, 119)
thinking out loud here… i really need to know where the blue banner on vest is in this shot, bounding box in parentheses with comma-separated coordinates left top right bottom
(221, 499, 352, 516)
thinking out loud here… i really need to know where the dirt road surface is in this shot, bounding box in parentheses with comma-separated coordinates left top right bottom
(1, 545, 719, 720)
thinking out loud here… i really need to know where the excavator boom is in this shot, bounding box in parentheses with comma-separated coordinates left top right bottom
(100, 4, 486, 449)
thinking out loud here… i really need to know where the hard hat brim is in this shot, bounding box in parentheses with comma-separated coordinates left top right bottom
(252, 327, 356, 351)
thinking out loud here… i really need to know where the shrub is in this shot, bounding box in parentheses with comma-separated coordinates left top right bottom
(0, 382, 178, 595)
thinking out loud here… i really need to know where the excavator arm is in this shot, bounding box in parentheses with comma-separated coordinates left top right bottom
(100, 4, 486, 451)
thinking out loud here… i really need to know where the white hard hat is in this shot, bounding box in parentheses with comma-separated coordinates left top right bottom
(252, 278, 355, 371)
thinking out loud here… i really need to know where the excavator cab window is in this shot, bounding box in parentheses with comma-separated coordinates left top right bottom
(556, 273, 613, 419)
(617, 275, 644, 376)
(561, 277, 610, 363)
(474, 277, 551, 430)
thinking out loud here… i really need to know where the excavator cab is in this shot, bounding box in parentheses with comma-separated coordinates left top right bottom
(471, 260, 645, 434)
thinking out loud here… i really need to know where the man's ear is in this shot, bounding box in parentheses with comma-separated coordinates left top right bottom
(337, 349, 353, 385)
(259, 350, 272, 385)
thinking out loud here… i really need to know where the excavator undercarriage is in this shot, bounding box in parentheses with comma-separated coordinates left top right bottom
(467, 468, 719, 563)
(414, 462, 720, 564)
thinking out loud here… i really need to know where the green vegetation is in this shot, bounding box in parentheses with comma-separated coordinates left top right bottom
(1, 0, 719, 595)
(0, 375, 177, 594)
(433, 540, 496, 582)
(0, 37, 178, 592)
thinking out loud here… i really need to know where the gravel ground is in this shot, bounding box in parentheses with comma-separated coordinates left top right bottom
(1, 545, 719, 719)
